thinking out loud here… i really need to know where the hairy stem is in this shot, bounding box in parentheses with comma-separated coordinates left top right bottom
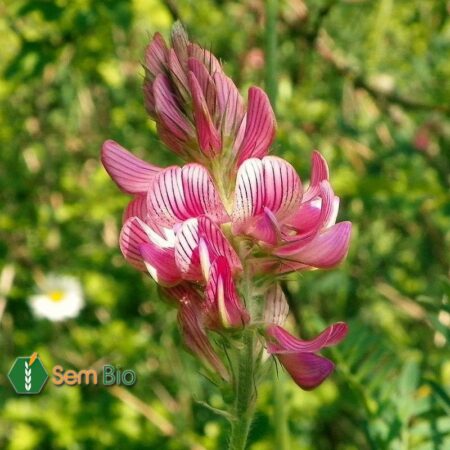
(228, 329, 256, 450)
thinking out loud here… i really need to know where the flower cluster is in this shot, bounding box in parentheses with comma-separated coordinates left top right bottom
(101, 23, 351, 390)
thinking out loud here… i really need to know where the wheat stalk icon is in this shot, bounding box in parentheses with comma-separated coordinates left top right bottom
(24, 352, 38, 392)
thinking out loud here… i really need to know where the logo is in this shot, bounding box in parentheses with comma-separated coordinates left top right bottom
(8, 352, 48, 395)
(8, 353, 136, 395)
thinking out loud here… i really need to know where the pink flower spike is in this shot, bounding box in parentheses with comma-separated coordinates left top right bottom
(206, 257, 249, 329)
(188, 72, 222, 156)
(178, 301, 229, 380)
(236, 87, 276, 165)
(147, 164, 228, 227)
(101, 140, 161, 195)
(274, 221, 352, 269)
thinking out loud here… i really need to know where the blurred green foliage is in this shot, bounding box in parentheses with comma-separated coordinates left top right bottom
(0, 0, 449, 449)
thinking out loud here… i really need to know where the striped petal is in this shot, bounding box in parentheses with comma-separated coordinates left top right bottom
(213, 72, 244, 137)
(123, 195, 148, 223)
(153, 74, 193, 141)
(168, 49, 190, 100)
(188, 58, 216, 114)
(145, 32, 169, 77)
(267, 323, 348, 353)
(275, 221, 352, 268)
(175, 216, 242, 282)
(205, 257, 249, 329)
(119, 217, 166, 271)
(276, 352, 335, 391)
(232, 157, 302, 238)
(188, 43, 222, 75)
(235, 87, 276, 165)
(264, 284, 289, 326)
(148, 164, 228, 227)
(120, 217, 175, 272)
(101, 140, 160, 195)
(188, 72, 222, 156)
(303, 151, 330, 202)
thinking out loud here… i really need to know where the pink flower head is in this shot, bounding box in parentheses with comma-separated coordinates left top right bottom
(267, 323, 348, 390)
(143, 22, 276, 167)
(101, 22, 352, 388)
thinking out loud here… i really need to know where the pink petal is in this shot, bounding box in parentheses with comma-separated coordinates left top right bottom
(188, 72, 222, 156)
(264, 284, 289, 326)
(198, 216, 242, 274)
(139, 242, 181, 286)
(145, 32, 169, 77)
(123, 195, 148, 223)
(119, 217, 151, 271)
(282, 180, 336, 245)
(232, 157, 302, 237)
(174, 218, 202, 281)
(303, 151, 330, 202)
(232, 158, 264, 231)
(275, 221, 352, 268)
(236, 87, 276, 165)
(205, 256, 249, 329)
(147, 164, 228, 227)
(168, 49, 189, 100)
(188, 43, 222, 75)
(244, 207, 280, 245)
(262, 157, 303, 220)
(175, 216, 242, 282)
(188, 58, 216, 114)
(267, 322, 348, 353)
(276, 352, 335, 390)
(213, 72, 244, 137)
(153, 74, 193, 141)
(178, 301, 229, 380)
(101, 140, 160, 195)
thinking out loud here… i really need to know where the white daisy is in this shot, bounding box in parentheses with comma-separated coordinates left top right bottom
(29, 275, 84, 321)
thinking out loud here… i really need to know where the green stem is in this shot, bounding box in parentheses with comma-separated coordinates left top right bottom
(228, 329, 256, 450)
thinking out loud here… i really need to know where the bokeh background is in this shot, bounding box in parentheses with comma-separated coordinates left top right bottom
(1, 0, 449, 449)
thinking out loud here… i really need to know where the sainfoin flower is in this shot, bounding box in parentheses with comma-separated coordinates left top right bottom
(101, 23, 352, 390)
(29, 275, 84, 322)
